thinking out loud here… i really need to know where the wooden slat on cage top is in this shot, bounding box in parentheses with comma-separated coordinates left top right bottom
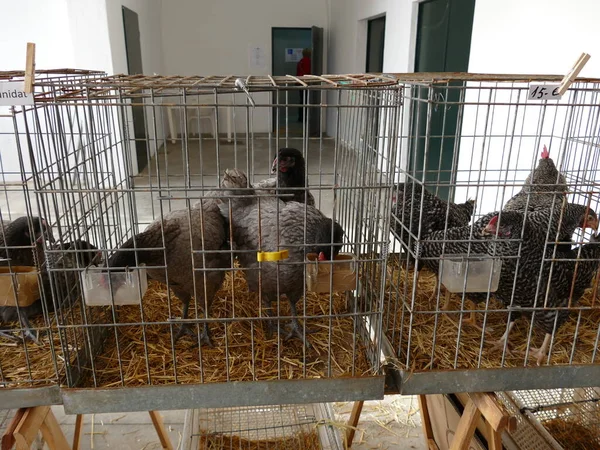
(5, 70, 600, 102)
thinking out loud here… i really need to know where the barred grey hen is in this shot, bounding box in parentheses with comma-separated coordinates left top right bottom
(253, 147, 315, 206)
(393, 181, 475, 264)
(107, 199, 229, 346)
(417, 205, 598, 345)
(504, 145, 568, 213)
(219, 168, 344, 347)
(475, 204, 598, 361)
(525, 231, 600, 364)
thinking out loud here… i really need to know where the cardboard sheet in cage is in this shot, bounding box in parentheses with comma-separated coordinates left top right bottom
(0, 266, 40, 307)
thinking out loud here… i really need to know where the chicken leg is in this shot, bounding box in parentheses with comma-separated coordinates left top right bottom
(490, 320, 516, 354)
(0, 330, 21, 342)
(529, 333, 551, 366)
(19, 315, 42, 344)
(175, 297, 213, 347)
(284, 293, 315, 348)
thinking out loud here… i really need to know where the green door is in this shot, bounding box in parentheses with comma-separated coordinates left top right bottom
(411, 0, 475, 200)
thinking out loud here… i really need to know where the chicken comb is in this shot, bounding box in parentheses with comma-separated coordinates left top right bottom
(488, 215, 499, 227)
(541, 144, 549, 159)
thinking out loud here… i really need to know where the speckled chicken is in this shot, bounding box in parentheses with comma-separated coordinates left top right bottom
(474, 204, 598, 361)
(1, 240, 100, 342)
(107, 199, 229, 346)
(526, 232, 600, 364)
(253, 147, 315, 206)
(393, 181, 475, 264)
(219, 168, 344, 347)
(504, 145, 568, 213)
(0, 216, 55, 342)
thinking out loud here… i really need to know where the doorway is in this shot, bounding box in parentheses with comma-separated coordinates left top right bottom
(366, 16, 386, 73)
(122, 6, 148, 172)
(271, 27, 323, 137)
(365, 16, 386, 157)
(410, 0, 476, 200)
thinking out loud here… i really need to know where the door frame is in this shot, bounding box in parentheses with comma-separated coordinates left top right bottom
(365, 15, 386, 73)
(270, 27, 313, 134)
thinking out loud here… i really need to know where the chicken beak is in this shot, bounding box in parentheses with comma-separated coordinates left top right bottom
(586, 216, 599, 231)
(271, 157, 278, 173)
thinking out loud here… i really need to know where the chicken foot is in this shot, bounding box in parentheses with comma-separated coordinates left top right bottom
(528, 333, 551, 366)
(284, 297, 316, 348)
(0, 330, 22, 342)
(19, 315, 43, 345)
(174, 299, 213, 347)
(489, 320, 516, 355)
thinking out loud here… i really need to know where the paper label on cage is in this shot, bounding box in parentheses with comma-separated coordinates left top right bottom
(528, 84, 562, 100)
(0, 82, 34, 105)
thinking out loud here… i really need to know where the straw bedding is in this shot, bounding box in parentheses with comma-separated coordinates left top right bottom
(384, 256, 600, 370)
(198, 430, 321, 450)
(543, 418, 600, 450)
(0, 305, 87, 388)
(82, 268, 373, 387)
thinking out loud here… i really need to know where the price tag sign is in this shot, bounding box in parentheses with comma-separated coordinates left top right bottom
(0, 82, 34, 106)
(528, 84, 562, 101)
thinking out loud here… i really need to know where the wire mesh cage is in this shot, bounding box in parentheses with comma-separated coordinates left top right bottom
(498, 387, 600, 450)
(384, 74, 600, 394)
(0, 70, 107, 408)
(184, 403, 343, 450)
(5, 72, 401, 411)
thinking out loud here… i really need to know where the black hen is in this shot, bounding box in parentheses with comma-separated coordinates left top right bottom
(106, 199, 229, 346)
(0, 216, 55, 342)
(219, 168, 344, 347)
(253, 147, 315, 206)
(1, 240, 100, 342)
(393, 181, 475, 264)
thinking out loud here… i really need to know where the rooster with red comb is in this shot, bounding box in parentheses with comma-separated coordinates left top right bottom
(504, 144, 567, 213)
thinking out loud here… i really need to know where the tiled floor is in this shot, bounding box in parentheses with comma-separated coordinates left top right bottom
(0, 397, 425, 449)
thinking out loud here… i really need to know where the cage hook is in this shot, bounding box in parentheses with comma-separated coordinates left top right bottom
(235, 78, 256, 107)
(433, 92, 446, 112)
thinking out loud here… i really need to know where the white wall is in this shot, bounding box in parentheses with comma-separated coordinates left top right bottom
(327, 0, 413, 75)
(0, 0, 76, 182)
(469, 0, 599, 76)
(160, 0, 328, 134)
(0, 0, 165, 184)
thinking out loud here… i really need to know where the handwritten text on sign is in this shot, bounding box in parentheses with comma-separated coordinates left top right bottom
(0, 82, 34, 106)
(528, 84, 562, 101)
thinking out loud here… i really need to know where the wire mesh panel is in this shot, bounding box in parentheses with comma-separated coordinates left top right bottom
(0, 70, 105, 408)
(498, 387, 600, 450)
(384, 75, 600, 394)
(15, 73, 400, 412)
(185, 403, 343, 450)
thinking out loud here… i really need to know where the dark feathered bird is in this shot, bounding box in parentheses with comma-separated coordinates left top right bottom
(253, 147, 315, 206)
(393, 181, 475, 264)
(504, 145, 568, 213)
(219, 168, 344, 347)
(524, 230, 600, 364)
(0, 216, 55, 342)
(0, 240, 100, 342)
(0, 216, 54, 267)
(473, 204, 598, 360)
(106, 199, 229, 346)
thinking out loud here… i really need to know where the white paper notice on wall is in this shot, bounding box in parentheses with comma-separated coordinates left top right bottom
(285, 48, 304, 63)
(248, 45, 266, 71)
(528, 84, 562, 101)
(0, 82, 34, 106)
